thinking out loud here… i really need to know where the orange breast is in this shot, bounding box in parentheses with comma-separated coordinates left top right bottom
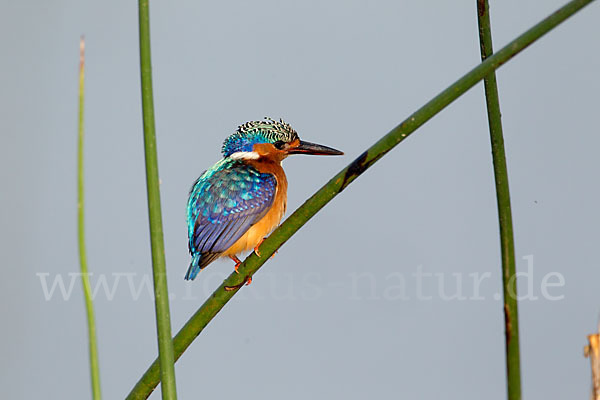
(222, 160, 288, 256)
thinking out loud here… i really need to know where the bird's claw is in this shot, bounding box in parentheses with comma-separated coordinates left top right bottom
(229, 255, 242, 274)
(224, 275, 252, 291)
(253, 237, 267, 257)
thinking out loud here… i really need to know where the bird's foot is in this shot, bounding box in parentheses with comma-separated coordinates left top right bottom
(254, 238, 279, 258)
(224, 275, 252, 291)
(253, 238, 266, 257)
(229, 255, 242, 274)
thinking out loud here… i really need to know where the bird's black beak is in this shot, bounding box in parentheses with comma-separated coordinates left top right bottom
(288, 140, 344, 156)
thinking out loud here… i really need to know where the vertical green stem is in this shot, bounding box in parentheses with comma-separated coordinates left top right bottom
(138, 1, 178, 398)
(476, 1, 521, 399)
(77, 36, 102, 400)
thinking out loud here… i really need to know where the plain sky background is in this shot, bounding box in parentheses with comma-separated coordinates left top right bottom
(2, 0, 599, 399)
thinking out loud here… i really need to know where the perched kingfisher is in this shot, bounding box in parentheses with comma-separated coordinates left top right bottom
(185, 118, 343, 284)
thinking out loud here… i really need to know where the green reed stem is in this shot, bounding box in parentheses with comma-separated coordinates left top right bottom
(476, 1, 521, 399)
(138, 1, 177, 398)
(77, 36, 102, 400)
(126, 0, 595, 398)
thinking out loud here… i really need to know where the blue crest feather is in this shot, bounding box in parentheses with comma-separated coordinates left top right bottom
(221, 117, 298, 157)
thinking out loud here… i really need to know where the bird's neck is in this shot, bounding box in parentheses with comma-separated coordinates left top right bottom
(245, 158, 287, 193)
(245, 157, 284, 176)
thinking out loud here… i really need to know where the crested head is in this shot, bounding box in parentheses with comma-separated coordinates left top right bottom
(221, 117, 299, 158)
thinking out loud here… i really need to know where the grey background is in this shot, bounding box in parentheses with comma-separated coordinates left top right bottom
(2, 0, 599, 399)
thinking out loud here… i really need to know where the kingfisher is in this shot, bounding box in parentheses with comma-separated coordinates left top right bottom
(185, 118, 343, 285)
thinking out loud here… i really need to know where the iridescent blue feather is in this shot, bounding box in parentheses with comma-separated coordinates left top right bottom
(185, 158, 277, 280)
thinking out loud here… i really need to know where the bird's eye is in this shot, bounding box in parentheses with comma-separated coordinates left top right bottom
(273, 141, 286, 150)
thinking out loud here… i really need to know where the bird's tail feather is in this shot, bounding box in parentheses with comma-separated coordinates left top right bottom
(184, 252, 221, 280)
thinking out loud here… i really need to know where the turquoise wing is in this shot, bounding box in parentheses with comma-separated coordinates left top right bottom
(185, 159, 276, 280)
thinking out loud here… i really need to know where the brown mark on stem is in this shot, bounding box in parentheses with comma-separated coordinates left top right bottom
(477, 0, 486, 17)
(504, 303, 512, 345)
(340, 151, 374, 191)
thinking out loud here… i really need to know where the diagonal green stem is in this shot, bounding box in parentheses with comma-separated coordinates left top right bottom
(126, 0, 595, 398)
(476, 1, 521, 399)
(77, 36, 102, 400)
(138, 1, 177, 398)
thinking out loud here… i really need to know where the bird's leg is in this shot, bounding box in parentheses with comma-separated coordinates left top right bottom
(224, 254, 251, 291)
(254, 238, 278, 259)
(253, 238, 266, 257)
(229, 255, 242, 273)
